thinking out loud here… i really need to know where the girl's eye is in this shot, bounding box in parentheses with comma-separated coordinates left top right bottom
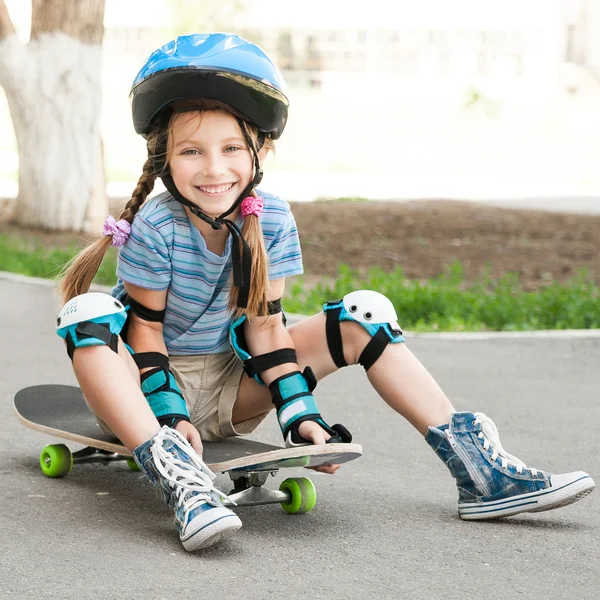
(182, 149, 200, 155)
(224, 146, 242, 153)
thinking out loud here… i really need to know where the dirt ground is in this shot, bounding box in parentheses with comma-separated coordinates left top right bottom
(291, 200, 600, 290)
(1, 198, 599, 290)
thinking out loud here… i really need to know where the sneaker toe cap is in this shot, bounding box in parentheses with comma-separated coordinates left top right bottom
(550, 471, 595, 490)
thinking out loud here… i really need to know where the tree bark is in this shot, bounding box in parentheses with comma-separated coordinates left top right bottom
(31, 0, 105, 44)
(0, 0, 107, 232)
(0, 0, 15, 39)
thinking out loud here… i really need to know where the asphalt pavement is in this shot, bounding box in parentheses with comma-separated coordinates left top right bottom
(0, 273, 598, 600)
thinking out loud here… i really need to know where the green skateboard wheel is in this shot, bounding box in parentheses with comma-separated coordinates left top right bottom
(280, 477, 317, 514)
(40, 444, 73, 478)
(126, 457, 140, 471)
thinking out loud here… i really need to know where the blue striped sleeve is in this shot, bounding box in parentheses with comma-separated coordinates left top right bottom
(116, 212, 172, 290)
(267, 209, 304, 280)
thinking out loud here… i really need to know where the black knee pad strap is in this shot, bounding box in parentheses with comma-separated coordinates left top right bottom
(325, 306, 348, 368)
(65, 321, 119, 360)
(357, 328, 391, 371)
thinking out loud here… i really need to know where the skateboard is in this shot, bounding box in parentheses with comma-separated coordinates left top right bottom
(14, 385, 362, 514)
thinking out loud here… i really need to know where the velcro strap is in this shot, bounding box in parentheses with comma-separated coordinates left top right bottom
(325, 306, 348, 368)
(357, 328, 391, 371)
(132, 352, 170, 371)
(124, 294, 166, 322)
(255, 299, 285, 319)
(269, 371, 321, 433)
(157, 415, 191, 428)
(66, 321, 118, 360)
(277, 395, 321, 433)
(140, 367, 189, 420)
(140, 367, 171, 394)
(269, 371, 311, 407)
(244, 348, 297, 378)
(267, 298, 282, 314)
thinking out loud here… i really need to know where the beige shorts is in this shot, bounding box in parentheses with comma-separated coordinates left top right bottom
(90, 351, 268, 442)
(170, 351, 268, 440)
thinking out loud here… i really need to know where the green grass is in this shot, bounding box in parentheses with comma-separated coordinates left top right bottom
(285, 263, 600, 332)
(1, 233, 598, 331)
(0, 235, 118, 286)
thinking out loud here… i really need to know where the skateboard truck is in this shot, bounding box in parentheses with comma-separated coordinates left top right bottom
(71, 447, 130, 465)
(225, 470, 289, 507)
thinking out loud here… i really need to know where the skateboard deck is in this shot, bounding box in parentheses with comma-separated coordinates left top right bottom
(14, 385, 362, 512)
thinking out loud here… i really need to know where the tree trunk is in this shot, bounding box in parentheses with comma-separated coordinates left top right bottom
(0, 0, 106, 232)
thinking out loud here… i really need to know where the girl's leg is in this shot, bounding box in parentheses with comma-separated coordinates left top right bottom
(72, 338, 160, 451)
(233, 312, 454, 434)
(71, 337, 242, 548)
(232, 311, 594, 519)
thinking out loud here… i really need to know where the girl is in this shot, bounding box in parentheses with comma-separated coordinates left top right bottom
(57, 33, 594, 552)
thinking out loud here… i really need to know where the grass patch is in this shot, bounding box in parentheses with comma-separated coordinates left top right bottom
(1, 233, 597, 331)
(0, 234, 118, 286)
(285, 263, 600, 332)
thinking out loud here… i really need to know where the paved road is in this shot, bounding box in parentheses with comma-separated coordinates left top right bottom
(0, 275, 598, 600)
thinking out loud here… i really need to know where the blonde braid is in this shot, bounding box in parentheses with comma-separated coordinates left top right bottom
(57, 132, 163, 303)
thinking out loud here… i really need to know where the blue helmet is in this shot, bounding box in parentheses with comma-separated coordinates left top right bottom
(130, 33, 289, 139)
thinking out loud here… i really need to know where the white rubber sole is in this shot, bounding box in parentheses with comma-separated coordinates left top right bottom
(181, 509, 242, 551)
(458, 474, 595, 520)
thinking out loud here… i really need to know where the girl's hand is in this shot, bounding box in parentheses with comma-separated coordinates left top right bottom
(298, 420, 341, 475)
(175, 420, 204, 457)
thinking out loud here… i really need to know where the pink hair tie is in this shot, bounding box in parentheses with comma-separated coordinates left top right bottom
(103, 215, 131, 247)
(240, 195, 264, 219)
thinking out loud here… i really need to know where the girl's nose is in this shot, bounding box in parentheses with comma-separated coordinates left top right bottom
(201, 151, 226, 177)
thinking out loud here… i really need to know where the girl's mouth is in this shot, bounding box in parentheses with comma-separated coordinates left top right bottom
(195, 182, 235, 195)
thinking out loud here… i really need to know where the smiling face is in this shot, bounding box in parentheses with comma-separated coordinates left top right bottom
(167, 109, 255, 218)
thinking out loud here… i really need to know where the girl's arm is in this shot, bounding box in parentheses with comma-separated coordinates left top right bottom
(243, 278, 294, 385)
(243, 279, 350, 455)
(123, 282, 169, 355)
(123, 282, 202, 453)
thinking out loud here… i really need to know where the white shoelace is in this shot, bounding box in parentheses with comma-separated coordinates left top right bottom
(150, 428, 228, 517)
(473, 413, 539, 476)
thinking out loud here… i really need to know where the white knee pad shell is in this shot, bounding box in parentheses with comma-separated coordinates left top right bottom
(56, 292, 128, 359)
(323, 290, 404, 371)
(342, 290, 399, 326)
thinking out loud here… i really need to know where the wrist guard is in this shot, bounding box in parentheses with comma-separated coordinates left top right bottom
(134, 352, 190, 423)
(269, 369, 352, 447)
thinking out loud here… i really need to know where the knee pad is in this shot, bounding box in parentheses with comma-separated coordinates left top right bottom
(323, 290, 404, 371)
(56, 292, 128, 360)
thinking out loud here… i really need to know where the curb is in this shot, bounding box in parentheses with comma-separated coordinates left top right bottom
(2, 270, 600, 340)
(0, 271, 112, 294)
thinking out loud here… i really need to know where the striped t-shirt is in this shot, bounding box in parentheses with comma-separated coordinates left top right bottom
(111, 190, 303, 355)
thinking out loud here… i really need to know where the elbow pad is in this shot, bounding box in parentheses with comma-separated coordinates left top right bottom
(229, 304, 297, 384)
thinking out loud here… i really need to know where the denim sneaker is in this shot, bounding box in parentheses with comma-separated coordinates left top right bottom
(134, 427, 242, 550)
(426, 412, 595, 520)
